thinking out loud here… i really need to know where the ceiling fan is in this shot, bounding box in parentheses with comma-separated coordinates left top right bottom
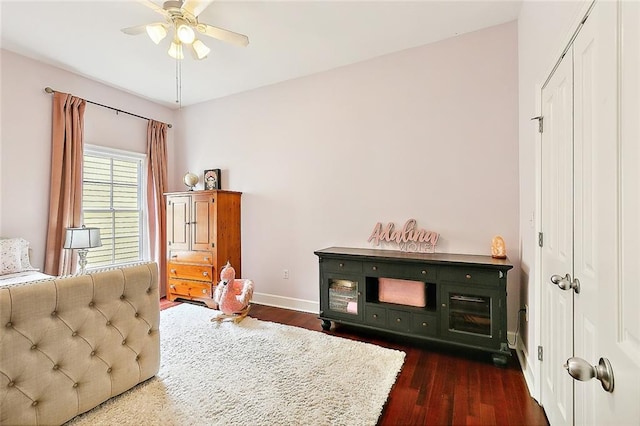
(121, 0, 249, 60)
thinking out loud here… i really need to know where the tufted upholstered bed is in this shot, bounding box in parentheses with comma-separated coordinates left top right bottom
(0, 262, 160, 425)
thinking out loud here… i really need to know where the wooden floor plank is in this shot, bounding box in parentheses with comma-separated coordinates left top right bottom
(160, 299, 549, 425)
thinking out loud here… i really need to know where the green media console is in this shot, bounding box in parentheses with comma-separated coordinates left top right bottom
(314, 247, 514, 365)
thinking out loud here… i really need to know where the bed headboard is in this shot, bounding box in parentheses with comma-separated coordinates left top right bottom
(0, 262, 160, 425)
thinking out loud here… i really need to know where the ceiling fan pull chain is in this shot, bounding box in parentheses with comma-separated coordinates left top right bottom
(175, 53, 182, 108)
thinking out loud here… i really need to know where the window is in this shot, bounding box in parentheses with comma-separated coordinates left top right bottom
(82, 145, 147, 268)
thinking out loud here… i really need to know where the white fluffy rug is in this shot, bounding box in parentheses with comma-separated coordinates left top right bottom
(68, 303, 405, 426)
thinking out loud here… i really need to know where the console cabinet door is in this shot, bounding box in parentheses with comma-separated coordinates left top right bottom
(439, 283, 504, 351)
(320, 272, 363, 322)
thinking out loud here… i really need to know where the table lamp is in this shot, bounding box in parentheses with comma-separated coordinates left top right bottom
(63, 225, 102, 274)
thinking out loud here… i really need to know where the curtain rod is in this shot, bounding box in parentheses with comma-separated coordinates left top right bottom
(44, 87, 172, 128)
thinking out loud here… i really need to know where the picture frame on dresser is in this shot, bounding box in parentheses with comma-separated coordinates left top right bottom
(204, 169, 221, 190)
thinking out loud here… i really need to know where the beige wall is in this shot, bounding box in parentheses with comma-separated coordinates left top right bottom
(174, 22, 521, 320)
(1, 20, 521, 334)
(0, 49, 176, 269)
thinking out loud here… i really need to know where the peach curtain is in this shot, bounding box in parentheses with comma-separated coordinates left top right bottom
(44, 92, 86, 275)
(146, 120, 168, 297)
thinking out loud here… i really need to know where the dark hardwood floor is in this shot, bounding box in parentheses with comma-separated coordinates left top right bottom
(160, 298, 548, 426)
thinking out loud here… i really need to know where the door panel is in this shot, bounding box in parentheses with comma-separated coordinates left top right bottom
(619, 0, 640, 359)
(192, 193, 213, 251)
(167, 195, 190, 251)
(597, 1, 640, 423)
(540, 49, 574, 426)
(572, 2, 616, 423)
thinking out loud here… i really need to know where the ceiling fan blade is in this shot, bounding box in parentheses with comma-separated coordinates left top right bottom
(137, 0, 170, 17)
(181, 0, 214, 17)
(196, 23, 249, 47)
(121, 24, 151, 36)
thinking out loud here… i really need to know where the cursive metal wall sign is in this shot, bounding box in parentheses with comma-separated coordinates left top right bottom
(368, 219, 439, 253)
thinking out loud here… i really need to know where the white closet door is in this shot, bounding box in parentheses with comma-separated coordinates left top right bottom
(569, 1, 640, 423)
(572, 1, 617, 423)
(580, 1, 640, 423)
(539, 1, 640, 424)
(540, 46, 574, 426)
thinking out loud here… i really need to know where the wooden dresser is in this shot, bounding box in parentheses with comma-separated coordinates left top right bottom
(165, 190, 241, 307)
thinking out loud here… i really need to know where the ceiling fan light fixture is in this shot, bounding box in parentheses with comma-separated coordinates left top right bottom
(192, 39, 211, 59)
(177, 24, 196, 44)
(145, 24, 167, 44)
(168, 41, 184, 60)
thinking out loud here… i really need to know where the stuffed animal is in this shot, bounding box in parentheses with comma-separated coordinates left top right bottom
(212, 261, 254, 323)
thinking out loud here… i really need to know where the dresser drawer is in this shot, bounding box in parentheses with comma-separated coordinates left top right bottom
(322, 258, 362, 274)
(439, 267, 501, 286)
(362, 262, 404, 277)
(399, 264, 434, 281)
(364, 304, 387, 327)
(168, 263, 214, 282)
(387, 309, 412, 332)
(412, 313, 437, 336)
(168, 279, 212, 298)
(169, 250, 214, 265)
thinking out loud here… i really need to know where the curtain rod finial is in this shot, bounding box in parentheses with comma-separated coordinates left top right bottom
(44, 87, 54, 94)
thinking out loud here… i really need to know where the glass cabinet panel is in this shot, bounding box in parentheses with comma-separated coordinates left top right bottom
(448, 293, 492, 336)
(440, 283, 502, 351)
(328, 278, 359, 315)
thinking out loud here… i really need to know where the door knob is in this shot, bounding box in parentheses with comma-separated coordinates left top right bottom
(564, 357, 614, 393)
(550, 273, 580, 293)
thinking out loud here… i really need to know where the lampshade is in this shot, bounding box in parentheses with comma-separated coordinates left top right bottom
(146, 24, 167, 45)
(177, 24, 195, 44)
(192, 39, 211, 60)
(168, 41, 184, 59)
(63, 226, 102, 249)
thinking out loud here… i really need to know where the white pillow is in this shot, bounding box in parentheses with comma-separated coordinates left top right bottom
(0, 237, 37, 273)
(0, 239, 23, 275)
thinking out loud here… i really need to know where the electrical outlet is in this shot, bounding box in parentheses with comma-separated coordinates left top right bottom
(283, 269, 289, 279)
(524, 304, 529, 322)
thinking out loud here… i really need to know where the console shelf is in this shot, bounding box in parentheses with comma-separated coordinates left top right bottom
(315, 246, 513, 365)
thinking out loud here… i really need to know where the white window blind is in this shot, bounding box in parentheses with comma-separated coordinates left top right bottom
(82, 146, 146, 268)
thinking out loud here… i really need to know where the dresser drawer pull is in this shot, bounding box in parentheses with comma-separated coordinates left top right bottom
(204, 257, 210, 261)
(396, 318, 402, 323)
(339, 263, 344, 268)
(357, 291, 362, 296)
(466, 274, 472, 279)
(170, 269, 176, 274)
(372, 314, 378, 319)
(422, 322, 428, 327)
(203, 271, 209, 277)
(202, 289, 207, 294)
(372, 266, 377, 271)
(421, 270, 427, 275)
(171, 254, 178, 258)
(170, 285, 175, 290)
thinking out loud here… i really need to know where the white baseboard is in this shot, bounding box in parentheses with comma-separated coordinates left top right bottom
(507, 331, 517, 349)
(515, 334, 539, 404)
(252, 292, 319, 314)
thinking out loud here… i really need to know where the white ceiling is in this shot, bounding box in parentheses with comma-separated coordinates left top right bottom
(1, 1, 522, 108)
